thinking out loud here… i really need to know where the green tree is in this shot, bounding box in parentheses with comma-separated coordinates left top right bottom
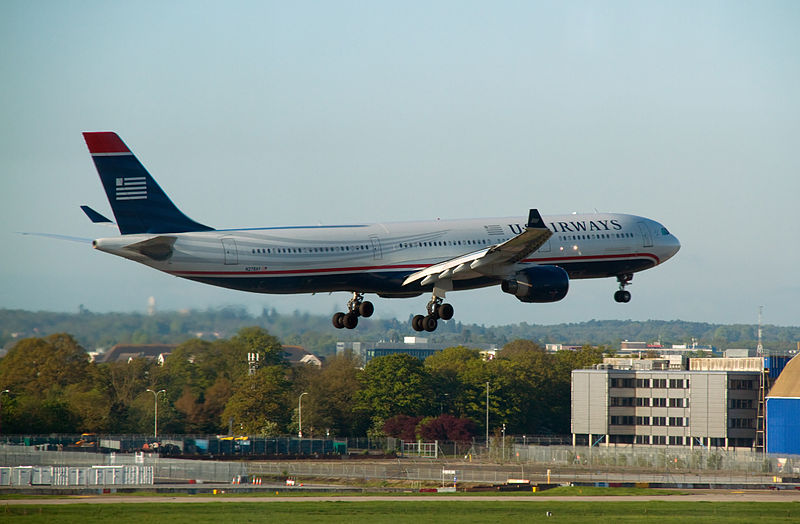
(221, 365, 291, 435)
(304, 352, 367, 437)
(425, 346, 481, 418)
(356, 354, 435, 426)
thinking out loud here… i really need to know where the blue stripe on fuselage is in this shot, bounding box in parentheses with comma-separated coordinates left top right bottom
(175, 258, 656, 295)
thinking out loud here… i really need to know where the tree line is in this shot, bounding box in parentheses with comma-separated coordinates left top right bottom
(2, 307, 798, 356)
(0, 328, 603, 438)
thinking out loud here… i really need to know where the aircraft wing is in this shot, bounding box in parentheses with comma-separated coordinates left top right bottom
(402, 209, 552, 287)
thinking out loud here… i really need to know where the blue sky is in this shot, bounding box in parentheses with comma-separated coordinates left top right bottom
(2, 1, 798, 328)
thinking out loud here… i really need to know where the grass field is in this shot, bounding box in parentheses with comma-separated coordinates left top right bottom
(3, 500, 800, 523)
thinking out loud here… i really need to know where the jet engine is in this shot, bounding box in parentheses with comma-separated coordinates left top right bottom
(501, 266, 569, 303)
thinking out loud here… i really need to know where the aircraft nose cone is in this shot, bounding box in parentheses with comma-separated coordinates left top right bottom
(661, 233, 681, 262)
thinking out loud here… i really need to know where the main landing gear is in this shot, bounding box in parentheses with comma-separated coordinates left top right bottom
(411, 296, 454, 333)
(614, 274, 633, 303)
(332, 292, 374, 329)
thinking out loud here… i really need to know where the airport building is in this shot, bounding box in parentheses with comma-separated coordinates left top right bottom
(336, 338, 497, 366)
(766, 355, 800, 455)
(572, 367, 762, 448)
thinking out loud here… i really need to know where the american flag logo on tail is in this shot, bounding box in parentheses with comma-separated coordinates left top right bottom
(116, 177, 147, 200)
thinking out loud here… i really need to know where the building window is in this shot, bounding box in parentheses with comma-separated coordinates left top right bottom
(729, 399, 753, 409)
(636, 397, 650, 407)
(669, 417, 686, 427)
(669, 398, 686, 408)
(652, 379, 667, 388)
(652, 417, 667, 426)
(610, 416, 635, 425)
(669, 436, 684, 446)
(610, 396, 635, 407)
(652, 398, 667, 407)
(652, 435, 666, 445)
(730, 379, 754, 390)
(635, 435, 650, 444)
(611, 378, 635, 388)
(636, 378, 650, 388)
(669, 379, 686, 389)
(709, 437, 726, 447)
(636, 416, 650, 425)
(729, 418, 754, 429)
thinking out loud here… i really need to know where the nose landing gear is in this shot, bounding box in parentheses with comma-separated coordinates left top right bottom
(332, 292, 374, 329)
(411, 296, 454, 332)
(614, 274, 633, 303)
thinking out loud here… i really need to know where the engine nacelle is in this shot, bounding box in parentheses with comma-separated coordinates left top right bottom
(501, 266, 569, 303)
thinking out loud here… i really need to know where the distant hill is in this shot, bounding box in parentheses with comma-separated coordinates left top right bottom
(1, 307, 798, 355)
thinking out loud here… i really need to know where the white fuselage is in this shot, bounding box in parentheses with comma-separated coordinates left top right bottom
(93, 212, 680, 297)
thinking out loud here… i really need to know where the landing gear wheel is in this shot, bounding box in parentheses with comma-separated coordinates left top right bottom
(614, 274, 633, 303)
(332, 312, 345, 329)
(436, 303, 454, 321)
(412, 314, 425, 332)
(423, 315, 438, 332)
(358, 301, 374, 318)
(614, 290, 631, 303)
(343, 312, 359, 329)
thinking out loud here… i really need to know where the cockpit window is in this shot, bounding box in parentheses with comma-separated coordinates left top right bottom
(661, 227, 670, 235)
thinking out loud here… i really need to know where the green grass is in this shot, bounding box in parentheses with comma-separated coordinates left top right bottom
(0, 486, 682, 499)
(3, 501, 800, 523)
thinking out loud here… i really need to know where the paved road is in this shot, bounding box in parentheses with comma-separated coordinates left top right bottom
(4, 490, 800, 504)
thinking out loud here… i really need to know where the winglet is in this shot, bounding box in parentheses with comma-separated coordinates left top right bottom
(80, 205, 113, 224)
(527, 209, 545, 229)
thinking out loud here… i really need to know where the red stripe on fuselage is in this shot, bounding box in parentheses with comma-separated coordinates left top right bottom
(523, 252, 661, 265)
(169, 263, 425, 277)
(166, 253, 660, 278)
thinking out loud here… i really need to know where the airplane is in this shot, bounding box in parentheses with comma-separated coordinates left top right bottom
(81, 132, 680, 332)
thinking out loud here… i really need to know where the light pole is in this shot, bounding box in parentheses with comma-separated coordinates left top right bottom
(298, 392, 308, 437)
(485, 382, 489, 449)
(146, 389, 166, 439)
(0, 390, 9, 435)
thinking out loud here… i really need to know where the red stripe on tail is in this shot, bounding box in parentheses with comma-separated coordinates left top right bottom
(83, 132, 130, 154)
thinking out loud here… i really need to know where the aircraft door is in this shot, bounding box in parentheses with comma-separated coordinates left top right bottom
(637, 222, 653, 248)
(221, 237, 238, 265)
(369, 236, 383, 260)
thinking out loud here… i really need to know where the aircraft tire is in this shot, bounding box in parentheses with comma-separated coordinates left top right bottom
(437, 303, 454, 321)
(614, 290, 631, 303)
(412, 314, 425, 332)
(359, 301, 374, 318)
(423, 315, 438, 332)
(332, 312, 345, 329)
(343, 312, 359, 329)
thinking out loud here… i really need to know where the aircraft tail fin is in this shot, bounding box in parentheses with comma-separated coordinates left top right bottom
(82, 132, 214, 235)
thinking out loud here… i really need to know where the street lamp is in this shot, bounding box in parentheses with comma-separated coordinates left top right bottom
(485, 382, 490, 449)
(146, 389, 166, 439)
(298, 392, 308, 437)
(0, 390, 9, 435)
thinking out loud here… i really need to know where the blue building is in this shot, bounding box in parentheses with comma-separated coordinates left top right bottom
(766, 355, 800, 455)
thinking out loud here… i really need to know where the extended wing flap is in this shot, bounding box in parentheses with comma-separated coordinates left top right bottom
(402, 209, 552, 287)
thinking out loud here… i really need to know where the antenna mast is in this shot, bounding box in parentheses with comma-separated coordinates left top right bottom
(757, 306, 764, 356)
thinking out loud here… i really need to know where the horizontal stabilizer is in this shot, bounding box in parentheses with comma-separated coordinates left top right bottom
(80, 205, 113, 224)
(18, 232, 93, 244)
